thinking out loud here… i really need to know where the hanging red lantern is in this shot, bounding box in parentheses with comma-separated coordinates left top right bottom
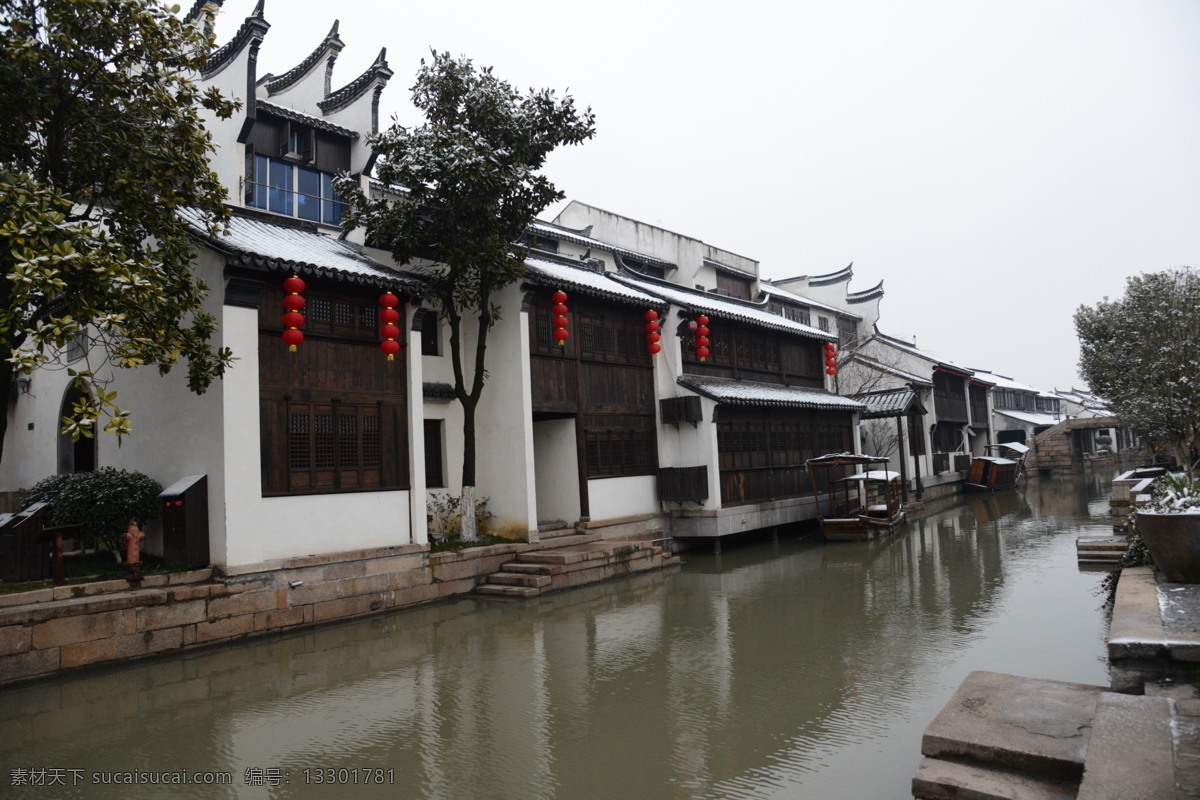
(824, 341, 837, 375)
(695, 314, 711, 361)
(825, 358, 837, 368)
(826, 367, 837, 376)
(551, 290, 569, 346)
(644, 309, 661, 356)
(379, 291, 401, 360)
(282, 275, 305, 352)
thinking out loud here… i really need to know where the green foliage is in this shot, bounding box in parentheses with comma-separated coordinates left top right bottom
(24, 467, 162, 553)
(1075, 267, 1200, 465)
(338, 52, 595, 517)
(0, 0, 238, 465)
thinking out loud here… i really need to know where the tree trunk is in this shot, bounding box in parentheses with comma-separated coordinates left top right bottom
(460, 394, 478, 541)
(0, 369, 11, 469)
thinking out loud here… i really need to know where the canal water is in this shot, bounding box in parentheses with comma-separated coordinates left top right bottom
(0, 474, 1115, 799)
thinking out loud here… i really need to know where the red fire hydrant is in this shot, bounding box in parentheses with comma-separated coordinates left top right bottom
(123, 520, 145, 585)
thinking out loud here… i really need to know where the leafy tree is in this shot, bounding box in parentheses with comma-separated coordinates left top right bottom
(0, 0, 237, 467)
(340, 51, 595, 540)
(25, 466, 161, 556)
(1075, 267, 1200, 467)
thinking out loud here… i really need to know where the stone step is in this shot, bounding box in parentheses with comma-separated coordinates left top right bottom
(921, 671, 1106, 782)
(1076, 692, 1175, 800)
(913, 757, 1078, 800)
(498, 562, 552, 576)
(474, 584, 540, 599)
(517, 541, 648, 566)
(487, 572, 552, 588)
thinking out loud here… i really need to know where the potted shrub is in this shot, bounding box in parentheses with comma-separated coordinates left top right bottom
(24, 468, 162, 560)
(1136, 472, 1200, 583)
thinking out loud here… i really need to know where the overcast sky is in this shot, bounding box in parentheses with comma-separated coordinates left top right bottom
(212, 0, 1200, 392)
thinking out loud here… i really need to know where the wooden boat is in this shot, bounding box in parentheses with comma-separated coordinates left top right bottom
(807, 453, 906, 541)
(965, 443, 1028, 492)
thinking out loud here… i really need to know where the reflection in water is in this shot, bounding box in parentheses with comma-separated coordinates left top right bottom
(0, 475, 1114, 799)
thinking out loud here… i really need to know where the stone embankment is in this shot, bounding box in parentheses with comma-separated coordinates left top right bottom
(0, 532, 677, 687)
(914, 566, 1200, 799)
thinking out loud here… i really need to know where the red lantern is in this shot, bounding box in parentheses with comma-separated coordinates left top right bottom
(379, 291, 401, 360)
(647, 332, 661, 344)
(551, 290, 569, 346)
(826, 367, 837, 376)
(825, 358, 837, 368)
(644, 310, 659, 323)
(648, 342, 662, 355)
(283, 275, 305, 351)
(645, 321, 660, 334)
(687, 320, 698, 332)
(695, 314, 712, 361)
(644, 308, 662, 356)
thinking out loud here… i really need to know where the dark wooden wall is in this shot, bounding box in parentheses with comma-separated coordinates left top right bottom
(681, 319, 825, 388)
(259, 280, 408, 495)
(529, 292, 657, 479)
(716, 407, 851, 506)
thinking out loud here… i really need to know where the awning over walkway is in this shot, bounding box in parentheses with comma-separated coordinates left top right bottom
(677, 375, 864, 412)
(854, 386, 927, 419)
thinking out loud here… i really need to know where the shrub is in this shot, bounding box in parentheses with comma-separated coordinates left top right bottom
(25, 468, 162, 555)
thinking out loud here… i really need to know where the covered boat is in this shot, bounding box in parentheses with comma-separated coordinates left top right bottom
(965, 442, 1028, 492)
(807, 453, 906, 541)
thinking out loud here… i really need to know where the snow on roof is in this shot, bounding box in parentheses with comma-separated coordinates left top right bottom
(677, 375, 864, 411)
(615, 273, 830, 341)
(523, 257, 665, 308)
(760, 282, 861, 320)
(257, 100, 359, 140)
(856, 386, 924, 418)
(843, 352, 934, 387)
(997, 441, 1030, 454)
(995, 409, 1062, 427)
(179, 208, 421, 290)
(968, 369, 1045, 394)
(841, 470, 902, 481)
(528, 221, 675, 271)
(872, 330, 972, 374)
(975, 457, 1018, 465)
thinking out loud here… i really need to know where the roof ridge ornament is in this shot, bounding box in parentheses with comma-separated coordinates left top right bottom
(318, 47, 393, 120)
(266, 20, 345, 97)
(200, 0, 269, 80)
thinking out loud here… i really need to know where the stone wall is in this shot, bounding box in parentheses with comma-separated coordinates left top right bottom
(0, 538, 579, 687)
(1026, 417, 1121, 475)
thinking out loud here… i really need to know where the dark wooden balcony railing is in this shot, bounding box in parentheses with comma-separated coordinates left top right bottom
(657, 466, 709, 503)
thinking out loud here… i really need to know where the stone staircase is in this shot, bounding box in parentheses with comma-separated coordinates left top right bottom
(913, 671, 1180, 799)
(1076, 535, 1128, 566)
(474, 539, 680, 599)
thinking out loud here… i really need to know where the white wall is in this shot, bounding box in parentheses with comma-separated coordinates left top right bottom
(588, 475, 659, 520)
(532, 419, 580, 526)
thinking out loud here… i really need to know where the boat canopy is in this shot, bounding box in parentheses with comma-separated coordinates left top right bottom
(806, 453, 891, 468)
(839, 470, 902, 482)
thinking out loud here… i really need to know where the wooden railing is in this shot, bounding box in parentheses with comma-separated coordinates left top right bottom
(718, 466, 811, 507)
(657, 466, 709, 503)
